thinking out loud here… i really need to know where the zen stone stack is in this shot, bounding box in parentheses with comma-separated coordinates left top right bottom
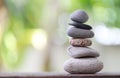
(64, 10, 103, 74)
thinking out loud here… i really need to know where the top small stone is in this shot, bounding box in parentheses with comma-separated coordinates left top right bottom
(70, 10, 89, 23)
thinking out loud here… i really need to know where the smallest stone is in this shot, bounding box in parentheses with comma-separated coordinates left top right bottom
(70, 10, 89, 23)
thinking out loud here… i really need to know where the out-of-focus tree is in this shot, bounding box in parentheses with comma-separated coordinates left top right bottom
(68, 0, 120, 28)
(1, 0, 45, 70)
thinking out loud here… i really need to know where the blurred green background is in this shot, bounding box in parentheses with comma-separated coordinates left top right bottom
(0, 0, 120, 72)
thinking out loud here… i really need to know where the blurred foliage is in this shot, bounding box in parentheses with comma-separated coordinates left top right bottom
(1, 0, 45, 69)
(0, 0, 120, 70)
(68, 0, 120, 28)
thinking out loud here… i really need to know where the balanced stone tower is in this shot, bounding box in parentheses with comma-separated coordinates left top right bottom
(64, 10, 103, 74)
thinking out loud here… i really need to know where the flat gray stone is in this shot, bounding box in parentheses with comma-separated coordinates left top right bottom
(67, 26, 94, 38)
(69, 21, 92, 30)
(68, 46, 99, 58)
(70, 10, 89, 23)
(64, 58, 103, 74)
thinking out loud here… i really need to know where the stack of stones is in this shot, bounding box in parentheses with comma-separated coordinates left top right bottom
(64, 10, 103, 74)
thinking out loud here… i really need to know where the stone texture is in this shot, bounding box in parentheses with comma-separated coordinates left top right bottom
(69, 38, 92, 47)
(69, 21, 92, 30)
(64, 58, 103, 74)
(68, 46, 99, 58)
(67, 26, 94, 38)
(70, 10, 89, 23)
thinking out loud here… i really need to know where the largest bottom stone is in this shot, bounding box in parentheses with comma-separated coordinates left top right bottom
(64, 58, 103, 74)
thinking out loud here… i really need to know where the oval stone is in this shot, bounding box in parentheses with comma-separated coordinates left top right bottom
(68, 46, 99, 58)
(64, 58, 103, 74)
(69, 21, 92, 30)
(69, 38, 92, 47)
(70, 10, 89, 23)
(67, 26, 94, 38)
